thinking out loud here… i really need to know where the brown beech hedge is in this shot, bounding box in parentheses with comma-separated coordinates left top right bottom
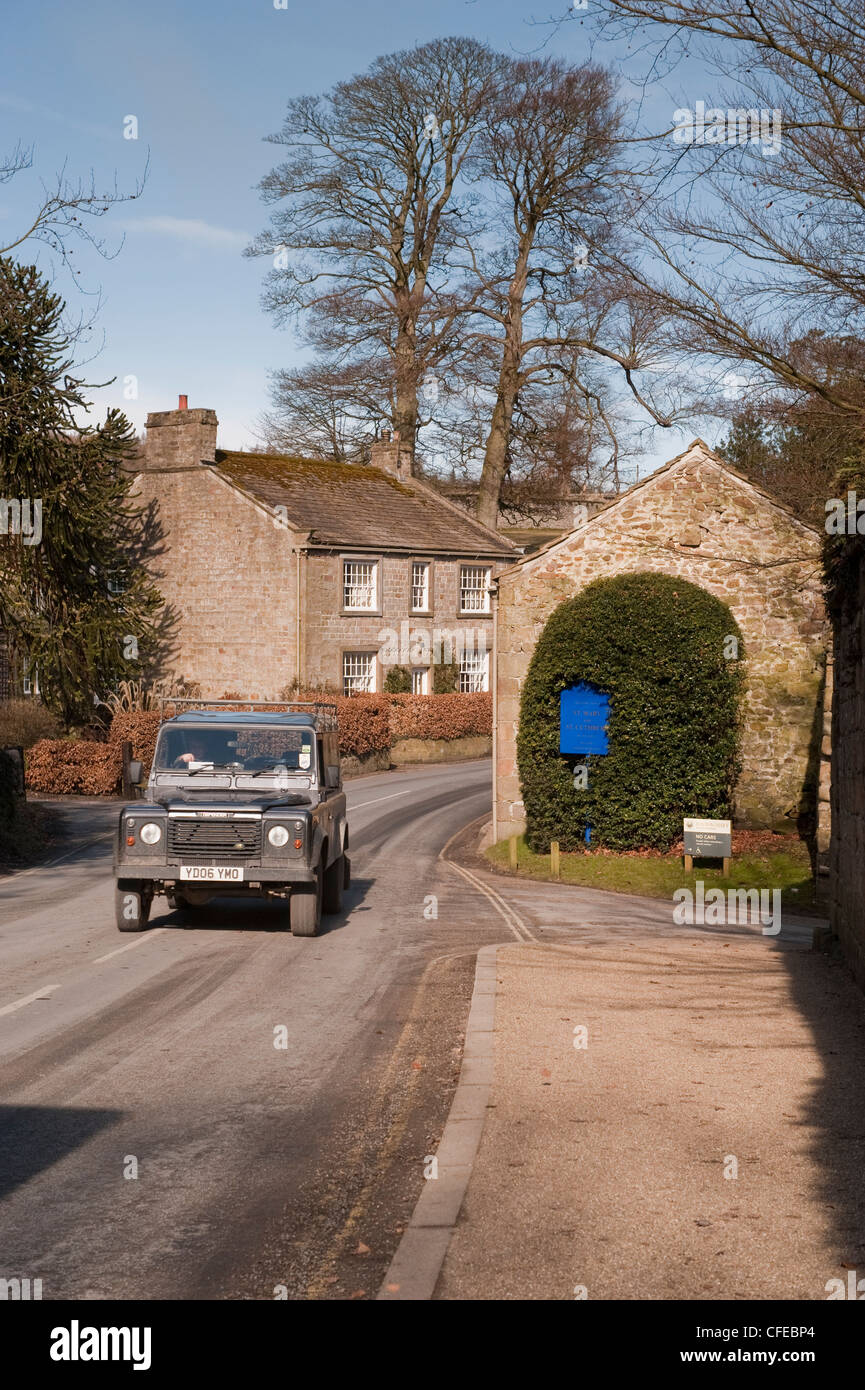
(25, 694, 492, 794)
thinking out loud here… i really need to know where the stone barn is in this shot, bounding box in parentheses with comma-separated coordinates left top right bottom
(493, 440, 828, 841)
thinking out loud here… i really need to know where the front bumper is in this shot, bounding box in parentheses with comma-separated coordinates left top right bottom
(113, 861, 317, 886)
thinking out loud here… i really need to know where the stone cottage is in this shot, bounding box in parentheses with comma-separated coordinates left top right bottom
(134, 399, 517, 698)
(493, 439, 828, 839)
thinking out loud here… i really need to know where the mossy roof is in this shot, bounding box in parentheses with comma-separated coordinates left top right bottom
(213, 450, 515, 555)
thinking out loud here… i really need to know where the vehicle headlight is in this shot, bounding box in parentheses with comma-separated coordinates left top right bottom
(268, 825, 290, 848)
(140, 822, 162, 845)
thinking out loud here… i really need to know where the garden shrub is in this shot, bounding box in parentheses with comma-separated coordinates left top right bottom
(26, 739, 123, 795)
(432, 663, 458, 693)
(388, 692, 491, 740)
(383, 665, 412, 693)
(108, 710, 163, 775)
(518, 572, 745, 852)
(0, 698, 61, 750)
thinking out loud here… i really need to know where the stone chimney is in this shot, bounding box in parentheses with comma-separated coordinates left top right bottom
(143, 396, 218, 470)
(369, 429, 412, 480)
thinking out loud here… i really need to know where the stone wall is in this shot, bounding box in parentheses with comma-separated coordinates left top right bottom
(495, 444, 827, 839)
(302, 551, 492, 690)
(133, 464, 301, 698)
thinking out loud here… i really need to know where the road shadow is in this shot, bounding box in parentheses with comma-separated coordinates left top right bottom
(147, 874, 375, 938)
(0, 1105, 122, 1200)
(778, 945, 865, 1291)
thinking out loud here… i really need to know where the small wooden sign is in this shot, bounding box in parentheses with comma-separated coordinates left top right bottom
(684, 817, 731, 857)
(683, 817, 731, 874)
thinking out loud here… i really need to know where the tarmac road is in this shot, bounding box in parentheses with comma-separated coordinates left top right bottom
(0, 761, 506, 1301)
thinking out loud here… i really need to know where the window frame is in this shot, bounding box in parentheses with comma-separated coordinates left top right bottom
(458, 649, 489, 693)
(341, 554, 381, 615)
(410, 558, 433, 615)
(459, 564, 492, 616)
(342, 650, 378, 696)
(411, 666, 429, 695)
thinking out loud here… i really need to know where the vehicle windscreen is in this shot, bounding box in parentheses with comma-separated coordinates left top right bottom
(154, 725, 316, 775)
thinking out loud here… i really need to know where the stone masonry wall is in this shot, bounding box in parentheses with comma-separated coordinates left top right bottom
(133, 465, 300, 698)
(138, 406, 507, 698)
(303, 552, 493, 690)
(135, 464, 495, 697)
(495, 447, 827, 839)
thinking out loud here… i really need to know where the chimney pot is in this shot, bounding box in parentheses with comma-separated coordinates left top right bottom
(178, 394, 188, 411)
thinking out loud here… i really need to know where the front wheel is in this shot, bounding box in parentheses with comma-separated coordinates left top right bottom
(289, 863, 322, 937)
(115, 882, 153, 933)
(323, 854, 344, 915)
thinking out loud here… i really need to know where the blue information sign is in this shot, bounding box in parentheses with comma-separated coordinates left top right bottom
(559, 683, 611, 755)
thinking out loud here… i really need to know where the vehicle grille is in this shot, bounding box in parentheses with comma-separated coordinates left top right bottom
(168, 818, 261, 860)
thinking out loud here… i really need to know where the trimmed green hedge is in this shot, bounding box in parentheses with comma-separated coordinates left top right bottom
(518, 573, 745, 851)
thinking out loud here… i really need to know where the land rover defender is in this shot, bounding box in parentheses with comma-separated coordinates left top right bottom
(113, 702, 349, 937)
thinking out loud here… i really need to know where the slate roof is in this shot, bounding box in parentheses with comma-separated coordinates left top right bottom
(212, 451, 516, 558)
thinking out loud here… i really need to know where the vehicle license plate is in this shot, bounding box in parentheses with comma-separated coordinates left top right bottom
(179, 865, 245, 882)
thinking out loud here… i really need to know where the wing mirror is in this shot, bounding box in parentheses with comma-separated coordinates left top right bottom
(325, 765, 340, 789)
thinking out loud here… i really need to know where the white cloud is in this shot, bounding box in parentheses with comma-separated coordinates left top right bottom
(119, 216, 248, 250)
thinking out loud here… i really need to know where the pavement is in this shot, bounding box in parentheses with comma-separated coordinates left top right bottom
(383, 837, 865, 1301)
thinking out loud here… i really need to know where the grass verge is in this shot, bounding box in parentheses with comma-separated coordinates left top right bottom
(485, 833, 817, 912)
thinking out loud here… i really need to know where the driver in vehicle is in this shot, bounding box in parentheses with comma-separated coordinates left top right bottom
(173, 733, 232, 767)
(174, 735, 209, 766)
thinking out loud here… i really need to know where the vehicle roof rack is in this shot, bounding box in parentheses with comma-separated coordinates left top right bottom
(158, 698, 338, 730)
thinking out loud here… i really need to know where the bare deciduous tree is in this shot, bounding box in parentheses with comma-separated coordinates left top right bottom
(577, 2, 865, 430)
(247, 37, 503, 473)
(463, 56, 677, 527)
(0, 142, 147, 274)
(256, 358, 389, 461)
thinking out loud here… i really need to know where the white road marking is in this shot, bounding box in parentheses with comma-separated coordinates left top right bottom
(446, 860, 536, 943)
(349, 788, 424, 811)
(93, 928, 167, 964)
(0, 983, 61, 1017)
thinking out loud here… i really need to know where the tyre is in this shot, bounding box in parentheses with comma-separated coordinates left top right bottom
(290, 862, 322, 937)
(323, 854, 344, 915)
(115, 882, 153, 933)
(343, 855, 351, 890)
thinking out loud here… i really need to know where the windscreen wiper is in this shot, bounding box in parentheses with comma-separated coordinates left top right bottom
(249, 764, 302, 778)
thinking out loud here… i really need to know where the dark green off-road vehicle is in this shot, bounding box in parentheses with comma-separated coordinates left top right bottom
(113, 702, 349, 937)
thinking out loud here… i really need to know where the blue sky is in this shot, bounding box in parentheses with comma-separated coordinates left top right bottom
(2, 0, 711, 472)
